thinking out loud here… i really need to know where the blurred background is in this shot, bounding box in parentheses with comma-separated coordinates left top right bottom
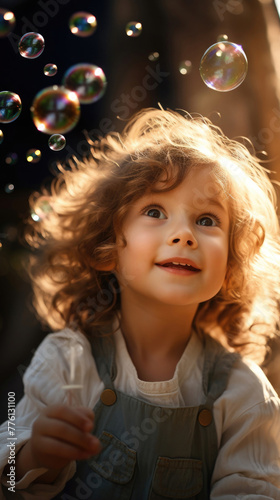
(0, 0, 280, 422)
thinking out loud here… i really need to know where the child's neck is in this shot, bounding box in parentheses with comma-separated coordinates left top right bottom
(119, 298, 197, 382)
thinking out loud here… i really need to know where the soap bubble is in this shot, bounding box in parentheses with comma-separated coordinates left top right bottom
(0, 91, 22, 123)
(200, 42, 248, 92)
(5, 183, 14, 194)
(126, 21, 142, 37)
(26, 148, 41, 163)
(148, 51, 159, 61)
(44, 63, 58, 77)
(48, 134, 66, 151)
(69, 11, 97, 37)
(32, 196, 53, 221)
(18, 32, 45, 59)
(0, 130, 3, 144)
(0, 9, 15, 37)
(217, 34, 228, 42)
(62, 64, 107, 104)
(5, 153, 18, 165)
(31, 86, 80, 134)
(179, 60, 192, 75)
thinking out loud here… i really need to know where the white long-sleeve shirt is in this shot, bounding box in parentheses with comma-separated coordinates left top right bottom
(1, 327, 280, 499)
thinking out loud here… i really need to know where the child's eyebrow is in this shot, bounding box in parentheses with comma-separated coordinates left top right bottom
(203, 197, 228, 213)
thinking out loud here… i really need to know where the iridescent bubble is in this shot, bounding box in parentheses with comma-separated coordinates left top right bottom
(48, 134, 66, 151)
(32, 196, 53, 221)
(200, 42, 248, 92)
(179, 60, 192, 75)
(69, 12, 97, 37)
(5, 153, 18, 165)
(18, 32, 45, 59)
(148, 51, 159, 62)
(26, 148, 41, 163)
(217, 34, 228, 42)
(62, 64, 107, 104)
(0, 9, 15, 37)
(31, 86, 80, 134)
(44, 63, 58, 77)
(4, 183, 14, 194)
(0, 91, 22, 123)
(126, 21, 142, 37)
(0, 130, 3, 144)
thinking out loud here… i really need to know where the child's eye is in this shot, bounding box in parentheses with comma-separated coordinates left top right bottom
(197, 214, 221, 226)
(143, 206, 167, 219)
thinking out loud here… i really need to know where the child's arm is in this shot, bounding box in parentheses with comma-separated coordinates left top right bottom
(14, 404, 101, 483)
(211, 359, 280, 498)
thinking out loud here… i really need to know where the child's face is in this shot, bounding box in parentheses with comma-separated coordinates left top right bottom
(116, 166, 230, 311)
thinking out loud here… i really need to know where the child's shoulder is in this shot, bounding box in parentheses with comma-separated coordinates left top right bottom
(23, 328, 92, 383)
(221, 354, 279, 424)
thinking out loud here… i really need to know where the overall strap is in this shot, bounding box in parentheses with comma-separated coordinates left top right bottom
(89, 334, 117, 390)
(202, 334, 240, 405)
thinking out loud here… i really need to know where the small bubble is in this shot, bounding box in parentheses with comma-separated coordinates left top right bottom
(126, 21, 142, 37)
(0, 8, 15, 37)
(179, 60, 192, 75)
(4, 183, 14, 193)
(26, 148, 41, 163)
(44, 63, 58, 77)
(48, 134, 66, 151)
(18, 32, 45, 59)
(69, 12, 97, 37)
(62, 64, 107, 104)
(0, 91, 22, 123)
(31, 86, 80, 134)
(33, 196, 53, 220)
(0, 130, 3, 144)
(200, 42, 248, 92)
(5, 153, 18, 165)
(217, 34, 229, 42)
(148, 51, 159, 61)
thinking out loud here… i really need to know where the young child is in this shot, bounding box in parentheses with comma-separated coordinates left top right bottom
(1, 107, 280, 499)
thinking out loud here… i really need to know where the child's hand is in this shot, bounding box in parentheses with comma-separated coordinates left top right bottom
(28, 405, 101, 470)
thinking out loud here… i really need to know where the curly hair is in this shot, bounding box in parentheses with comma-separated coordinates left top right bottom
(24, 107, 280, 364)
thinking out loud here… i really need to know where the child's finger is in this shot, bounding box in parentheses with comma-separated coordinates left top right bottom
(33, 435, 100, 469)
(36, 414, 100, 452)
(42, 405, 95, 431)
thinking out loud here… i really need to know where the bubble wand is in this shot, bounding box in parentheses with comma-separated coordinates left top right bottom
(61, 340, 84, 406)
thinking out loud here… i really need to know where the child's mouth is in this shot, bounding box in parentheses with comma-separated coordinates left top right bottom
(157, 262, 200, 272)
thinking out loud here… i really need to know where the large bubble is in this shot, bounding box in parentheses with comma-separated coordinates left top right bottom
(0, 9, 15, 37)
(69, 12, 97, 37)
(48, 134, 66, 151)
(126, 22, 142, 37)
(31, 86, 80, 134)
(18, 32, 45, 59)
(0, 91, 22, 123)
(62, 64, 107, 104)
(200, 42, 248, 92)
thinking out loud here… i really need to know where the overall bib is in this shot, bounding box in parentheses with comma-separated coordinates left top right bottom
(57, 334, 239, 500)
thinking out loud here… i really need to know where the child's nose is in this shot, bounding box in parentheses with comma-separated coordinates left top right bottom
(167, 224, 198, 248)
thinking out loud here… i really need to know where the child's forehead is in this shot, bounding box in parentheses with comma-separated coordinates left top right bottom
(137, 164, 229, 206)
(153, 164, 226, 195)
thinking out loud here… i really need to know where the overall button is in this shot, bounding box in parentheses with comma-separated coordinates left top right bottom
(100, 389, 117, 406)
(198, 408, 212, 426)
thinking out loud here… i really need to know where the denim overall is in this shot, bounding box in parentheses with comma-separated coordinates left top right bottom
(56, 333, 239, 500)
